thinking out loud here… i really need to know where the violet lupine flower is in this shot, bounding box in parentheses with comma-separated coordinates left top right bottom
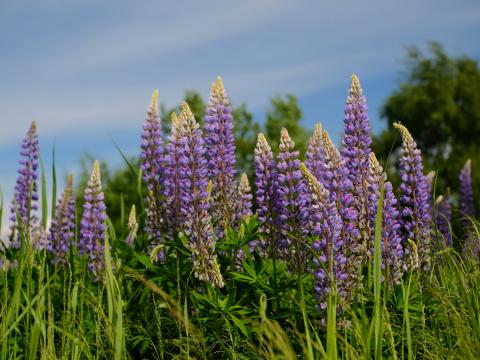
(321, 130, 360, 293)
(301, 164, 348, 311)
(368, 153, 403, 285)
(254, 133, 278, 255)
(79, 161, 108, 279)
(237, 173, 253, 219)
(9, 121, 40, 248)
(434, 193, 452, 247)
(459, 159, 478, 257)
(177, 102, 224, 288)
(394, 123, 432, 271)
(47, 175, 75, 266)
(140, 90, 164, 243)
(163, 112, 185, 237)
(340, 74, 373, 263)
(275, 128, 310, 272)
(204, 77, 238, 235)
(305, 123, 325, 181)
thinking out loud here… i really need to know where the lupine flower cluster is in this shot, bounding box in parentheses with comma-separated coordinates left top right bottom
(9, 121, 40, 247)
(320, 129, 360, 293)
(204, 77, 238, 235)
(6, 74, 480, 315)
(341, 75, 373, 263)
(163, 112, 185, 237)
(394, 122, 432, 271)
(301, 164, 347, 309)
(367, 153, 403, 285)
(305, 124, 325, 182)
(254, 133, 278, 255)
(47, 175, 75, 266)
(237, 173, 253, 219)
(175, 102, 224, 288)
(275, 128, 310, 272)
(140, 90, 164, 243)
(459, 159, 478, 257)
(79, 161, 108, 279)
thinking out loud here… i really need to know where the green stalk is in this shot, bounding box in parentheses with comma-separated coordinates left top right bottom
(51, 144, 57, 219)
(40, 158, 48, 229)
(402, 274, 413, 360)
(299, 279, 314, 360)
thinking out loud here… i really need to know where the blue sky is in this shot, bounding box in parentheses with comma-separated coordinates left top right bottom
(1, 0, 479, 225)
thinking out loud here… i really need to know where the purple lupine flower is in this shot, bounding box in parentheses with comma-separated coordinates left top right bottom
(434, 193, 452, 248)
(254, 133, 278, 255)
(163, 112, 185, 237)
(305, 123, 325, 181)
(459, 159, 478, 257)
(321, 130, 360, 293)
(79, 161, 108, 279)
(301, 164, 348, 312)
(140, 90, 164, 243)
(204, 77, 238, 236)
(340, 74, 373, 263)
(9, 121, 40, 248)
(177, 102, 224, 288)
(275, 128, 311, 272)
(47, 175, 75, 266)
(368, 153, 403, 285)
(237, 172, 253, 219)
(394, 123, 432, 271)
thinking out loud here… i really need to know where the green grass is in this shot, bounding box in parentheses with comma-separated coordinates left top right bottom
(0, 179, 479, 359)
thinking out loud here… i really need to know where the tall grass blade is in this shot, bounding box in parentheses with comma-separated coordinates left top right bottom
(40, 158, 48, 229)
(51, 144, 57, 219)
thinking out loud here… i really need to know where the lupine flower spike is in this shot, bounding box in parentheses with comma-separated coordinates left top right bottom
(301, 163, 347, 312)
(434, 192, 452, 248)
(275, 128, 310, 272)
(254, 133, 278, 255)
(47, 175, 75, 266)
(140, 89, 164, 243)
(163, 112, 185, 237)
(341, 74, 373, 263)
(10, 121, 40, 248)
(305, 123, 325, 181)
(178, 102, 224, 288)
(237, 173, 253, 219)
(321, 130, 359, 293)
(394, 122, 431, 271)
(79, 161, 108, 280)
(368, 153, 403, 285)
(204, 77, 237, 236)
(126, 205, 138, 246)
(459, 159, 478, 257)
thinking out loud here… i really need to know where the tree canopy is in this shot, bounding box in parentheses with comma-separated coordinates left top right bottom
(373, 42, 480, 202)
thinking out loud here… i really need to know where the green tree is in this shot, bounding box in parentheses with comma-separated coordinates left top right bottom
(233, 103, 260, 177)
(264, 94, 309, 154)
(373, 42, 480, 203)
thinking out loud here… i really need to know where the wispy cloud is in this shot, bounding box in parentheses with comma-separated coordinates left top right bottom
(0, 1, 479, 148)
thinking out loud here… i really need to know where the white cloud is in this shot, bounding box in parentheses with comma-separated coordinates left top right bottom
(0, 0, 479, 146)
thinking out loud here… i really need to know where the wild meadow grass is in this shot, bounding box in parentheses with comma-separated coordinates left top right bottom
(0, 170, 479, 359)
